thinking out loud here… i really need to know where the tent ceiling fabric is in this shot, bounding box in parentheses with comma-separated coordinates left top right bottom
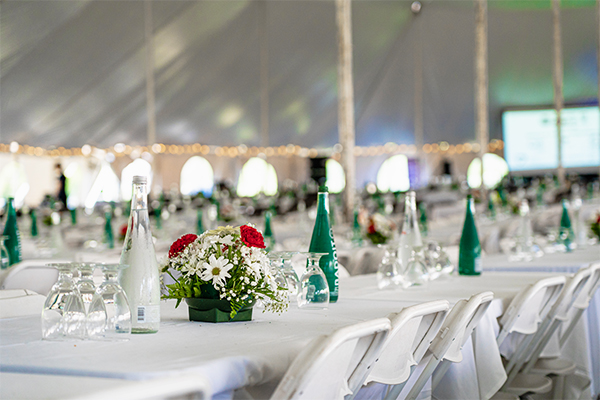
(0, 0, 597, 149)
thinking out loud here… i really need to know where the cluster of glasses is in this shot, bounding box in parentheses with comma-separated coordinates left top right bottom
(267, 251, 330, 310)
(377, 241, 454, 290)
(41, 262, 132, 341)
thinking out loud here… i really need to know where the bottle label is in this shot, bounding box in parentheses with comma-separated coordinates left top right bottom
(136, 305, 160, 324)
(474, 257, 482, 273)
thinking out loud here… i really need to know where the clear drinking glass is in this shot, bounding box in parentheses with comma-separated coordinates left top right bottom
(88, 263, 131, 341)
(376, 244, 402, 290)
(76, 262, 97, 315)
(41, 263, 86, 340)
(298, 252, 329, 309)
(268, 251, 301, 302)
(0, 236, 9, 269)
(400, 250, 429, 289)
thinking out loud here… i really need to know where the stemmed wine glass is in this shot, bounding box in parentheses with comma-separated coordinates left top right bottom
(376, 244, 402, 290)
(268, 251, 301, 302)
(41, 263, 86, 340)
(297, 252, 329, 309)
(75, 262, 97, 314)
(87, 263, 131, 341)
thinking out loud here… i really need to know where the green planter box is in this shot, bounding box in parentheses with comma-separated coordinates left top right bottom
(185, 297, 254, 323)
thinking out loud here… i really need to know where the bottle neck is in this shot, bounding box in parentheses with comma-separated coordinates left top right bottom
(402, 194, 417, 229)
(317, 192, 329, 215)
(131, 183, 148, 210)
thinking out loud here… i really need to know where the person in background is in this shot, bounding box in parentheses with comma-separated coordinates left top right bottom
(55, 163, 67, 210)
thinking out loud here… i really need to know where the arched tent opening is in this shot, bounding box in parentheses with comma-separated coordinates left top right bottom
(376, 154, 410, 192)
(180, 156, 214, 196)
(467, 153, 509, 189)
(325, 159, 346, 194)
(84, 162, 121, 210)
(237, 157, 278, 197)
(0, 160, 29, 208)
(120, 159, 153, 201)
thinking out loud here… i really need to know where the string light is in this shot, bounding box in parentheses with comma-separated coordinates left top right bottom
(0, 140, 505, 158)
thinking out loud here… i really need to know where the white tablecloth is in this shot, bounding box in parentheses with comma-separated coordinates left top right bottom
(0, 272, 568, 400)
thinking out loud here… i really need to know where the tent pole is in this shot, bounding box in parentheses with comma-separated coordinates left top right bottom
(144, 0, 160, 190)
(259, 1, 269, 148)
(552, 0, 565, 184)
(336, 0, 356, 221)
(414, 11, 424, 187)
(145, 0, 157, 149)
(597, 0, 600, 179)
(475, 0, 489, 194)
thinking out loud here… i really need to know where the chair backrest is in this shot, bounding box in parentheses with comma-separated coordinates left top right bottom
(402, 292, 494, 400)
(364, 300, 450, 386)
(270, 318, 391, 400)
(497, 275, 566, 347)
(0, 289, 46, 318)
(558, 262, 600, 347)
(522, 267, 593, 373)
(0, 260, 64, 295)
(67, 373, 211, 400)
(430, 291, 494, 364)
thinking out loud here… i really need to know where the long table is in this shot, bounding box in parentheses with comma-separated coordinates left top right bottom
(2, 271, 585, 400)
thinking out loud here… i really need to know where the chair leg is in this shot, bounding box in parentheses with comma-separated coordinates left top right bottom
(405, 357, 441, 400)
(384, 381, 408, 400)
(431, 360, 451, 391)
(552, 375, 564, 400)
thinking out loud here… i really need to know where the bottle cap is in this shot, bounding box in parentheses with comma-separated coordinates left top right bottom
(132, 176, 147, 184)
(318, 185, 329, 193)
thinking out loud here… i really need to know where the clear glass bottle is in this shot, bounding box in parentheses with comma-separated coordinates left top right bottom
(398, 191, 423, 271)
(119, 176, 160, 333)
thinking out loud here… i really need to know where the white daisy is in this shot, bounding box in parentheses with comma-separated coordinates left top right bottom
(200, 255, 233, 287)
(219, 235, 235, 246)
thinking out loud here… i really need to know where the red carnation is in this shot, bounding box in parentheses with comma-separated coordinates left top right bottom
(169, 233, 198, 258)
(120, 223, 128, 238)
(240, 225, 266, 249)
(367, 221, 376, 235)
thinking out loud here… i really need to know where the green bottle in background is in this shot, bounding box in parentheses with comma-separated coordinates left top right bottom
(154, 204, 162, 230)
(264, 211, 275, 252)
(351, 209, 363, 246)
(458, 194, 481, 276)
(3, 198, 22, 266)
(418, 202, 428, 237)
(196, 209, 204, 235)
(70, 208, 77, 225)
(487, 195, 496, 220)
(559, 199, 575, 252)
(104, 211, 114, 249)
(308, 186, 339, 302)
(30, 209, 39, 238)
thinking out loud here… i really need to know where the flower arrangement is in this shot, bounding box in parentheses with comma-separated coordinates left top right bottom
(366, 213, 395, 245)
(590, 213, 600, 240)
(161, 225, 288, 318)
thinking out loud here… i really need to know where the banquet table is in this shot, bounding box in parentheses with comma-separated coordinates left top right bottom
(0, 271, 584, 400)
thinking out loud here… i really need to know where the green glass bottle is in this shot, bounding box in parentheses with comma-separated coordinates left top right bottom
(559, 199, 575, 252)
(2, 198, 22, 266)
(70, 208, 77, 225)
(351, 209, 363, 246)
(264, 211, 275, 252)
(30, 209, 39, 238)
(458, 195, 481, 276)
(154, 205, 162, 230)
(308, 186, 339, 302)
(196, 209, 204, 235)
(104, 211, 114, 249)
(487, 195, 496, 221)
(419, 202, 428, 237)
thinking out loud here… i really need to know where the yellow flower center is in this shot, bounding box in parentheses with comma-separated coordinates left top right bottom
(212, 267, 221, 275)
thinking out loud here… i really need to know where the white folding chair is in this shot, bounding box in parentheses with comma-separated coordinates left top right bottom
(403, 291, 495, 400)
(270, 318, 391, 400)
(0, 289, 46, 318)
(360, 300, 450, 400)
(495, 275, 566, 396)
(520, 265, 596, 397)
(0, 260, 64, 295)
(67, 373, 211, 400)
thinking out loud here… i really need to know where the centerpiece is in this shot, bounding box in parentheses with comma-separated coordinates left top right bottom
(162, 225, 288, 322)
(366, 213, 395, 245)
